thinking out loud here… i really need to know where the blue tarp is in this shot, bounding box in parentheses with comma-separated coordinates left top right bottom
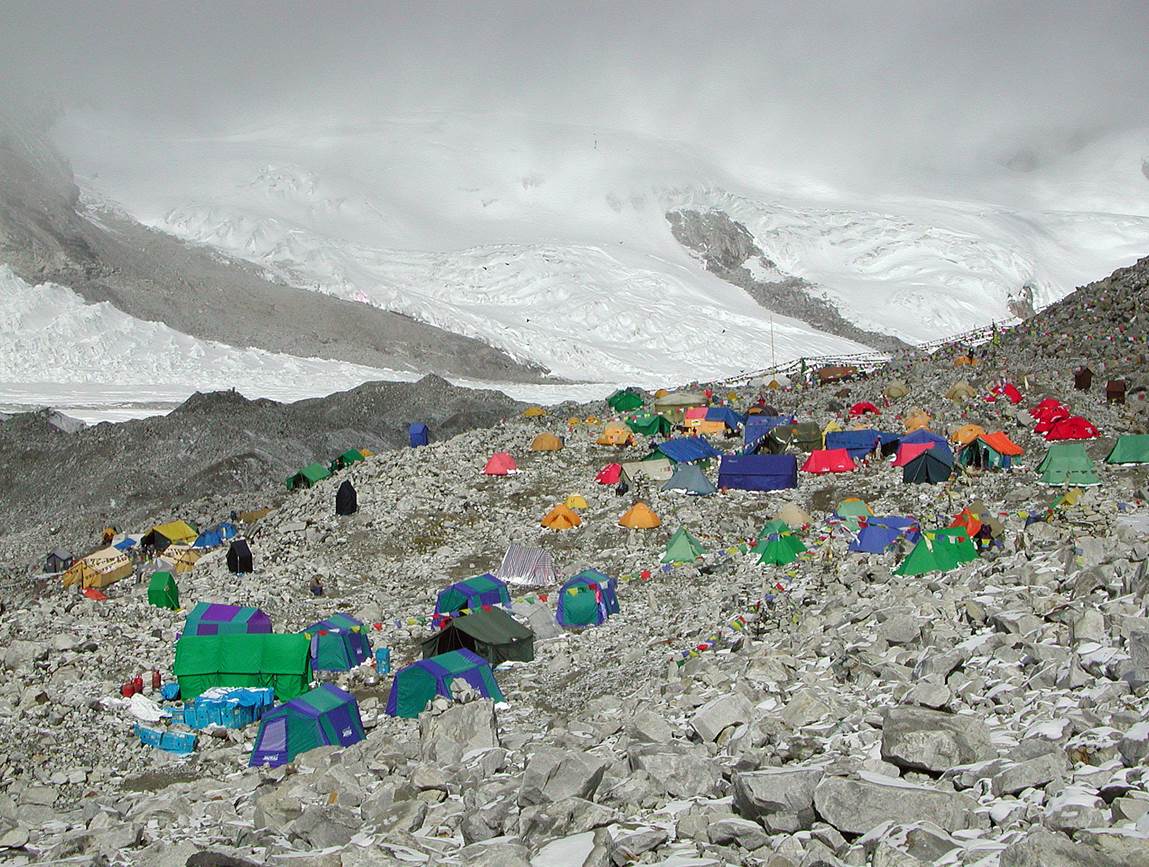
(193, 522, 238, 549)
(743, 416, 796, 453)
(717, 454, 798, 491)
(825, 429, 881, 459)
(900, 429, 949, 448)
(409, 422, 430, 447)
(113, 537, 137, 551)
(704, 407, 745, 430)
(849, 516, 920, 553)
(656, 437, 722, 464)
(179, 687, 274, 729)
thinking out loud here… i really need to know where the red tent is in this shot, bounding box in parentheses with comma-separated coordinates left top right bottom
(849, 401, 881, 417)
(483, 452, 518, 475)
(1045, 416, 1099, 441)
(801, 448, 856, 474)
(950, 508, 983, 537)
(891, 442, 935, 467)
(986, 383, 1022, 405)
(596, 463, 622, 485)
(1034, 407, 1071, 434)
(1030, 398, 1065, 419)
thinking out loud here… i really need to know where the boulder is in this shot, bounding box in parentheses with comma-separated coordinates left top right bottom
(517, 748, 611, 806)
(813, 773, 984, 835)
(628, 709, 673, 744)
(708, 816, 769, 851)
(627, 743, 722, 798)
(880, 706, 996, 773)
(732, 766, 824, 832)
(690, 693, 752, 742)
(420, 699, 499, 764)
(990, 751, 1068, 796)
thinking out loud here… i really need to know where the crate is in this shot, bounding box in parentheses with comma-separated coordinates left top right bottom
(181, 687, 275, 730)
(134, 724, 197, 755)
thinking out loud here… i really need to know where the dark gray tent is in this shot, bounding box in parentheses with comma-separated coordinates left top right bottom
(45, 548, 74, 573)
(661, 463, 716, 496)
(420, 607, 534, 666)
(226, 539, 254, 574)
(903, 449, 954, 484)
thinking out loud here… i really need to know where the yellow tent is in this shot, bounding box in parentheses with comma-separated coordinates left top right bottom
(884, 380, 910, 399)
(238, 508, 272, 525)
(684, 416, 725, 436)
(564, 494, 588, 510)
(951, 424, 986, 447)
(597, 422, 635, 446)
(62, 547, 133, 589)
(358, 448, 375, 458)
(619, 502, 661, 529)
(149, 520, 198, 547)
(903, 409, 932, 432)
(161, 545, 204, 574)
(541, 504, 582, 530)
(523, 406, 546, 418)
(945, 381, 978, 401)
(654, 388, 669, 398)
(567, 417, 582, 427)
(822, 419, 844, 437)
(530, 432, 564, 452)
(585, 415, 600, 426)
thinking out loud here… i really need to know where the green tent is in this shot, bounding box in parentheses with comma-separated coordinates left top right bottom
(662, 528, 706, 563)
(173, 633, 312, 701)
(146, 570, 179, 610)
(895, 528, 978, 576)
(756, 519, 790, 540)
(285, 463, 331, 490)
(767, 423, 823, 453)
(386, 649, 506, 718)
(249, 684, 364, 768)
(607, 389, 644, 412)
(329, 448, 366, 473)
(1106, 435, 1149, 465)
(752, 532, 806, 566)
(834, 498, 873, 531)
(420, 607, 535, 666)
(626, 412, 673, 437)
(1037, 443, 1101, 486)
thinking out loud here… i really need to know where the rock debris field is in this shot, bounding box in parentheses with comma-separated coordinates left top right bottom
(1, 257, 1149, 865)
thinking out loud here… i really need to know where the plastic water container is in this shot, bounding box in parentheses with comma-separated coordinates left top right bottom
(375, 647, 391, 675)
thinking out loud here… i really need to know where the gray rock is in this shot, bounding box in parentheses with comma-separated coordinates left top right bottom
(610, 827, 668, 865)
(627, 743, 722, 798)
(1119, 721, 1149, 766)
(420, 699, 499, 764)
(1071, 607, 1106, 644)
(907, 680, 951, 709)
(732, 766, 824, 831)
(999, 828, 1129, 867)
(878, 614, 920, 646)
(628, 709, 673, 744)
(518, 797, 616, 849)
(880, 706, 996, 773)
(1126, 629, 1149, 689)
(708, 816, 769, 850)
(813, 774, 984, 835)
(782, 689, 831, 728)
(518, 748, 611, 806)
(690, 692, 752, 742)
(990, 751, 1068, 796)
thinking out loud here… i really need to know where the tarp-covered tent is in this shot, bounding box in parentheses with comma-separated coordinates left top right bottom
(596, 463, 622, 485)
(435, 574, 511, 616)
(718, 454, 798, 491)
(626, 412, 673, 437)
(386, 649, 505, 718)
(597, 422, 636, 446)
(801, 448, 856, 474)
(619, 502, 661, 529)
(653, 391, 707, 422)
(621, 458, 673, 486)
(895, 528, 978, 576)
(192, 522, 238, 550)
(421, 607, 534, 666)
(226, 539, 254, 574)
(743, 415, 796, 453)
(541, 504, 582, 530)
(825, 430, 881, 460)
(653, 437, 722, 464)
(834, 498, 873, 531)
(767, 422, 823, 453)
(45, 548, 74, 573)
(497, 544, 559, 586)
(286, 463, 330, 490)
(336, 479, 358, 515)
(250, 683, 364, 768)
(62, 547, 134, 589)
(483, 452, 518, 475)
(607, 388, 644, 412)
(961, 432, 1024, 469)
(663, 527, 706, 563)
(409, 422, 430, 447)
(1106, 435, 1149, 465)
(147, 570, 179, 610)
(556, 569, 619, 628)
(705, 406, 744, 432)
(161, 544, 203, 575)
(1037, 443, 1101, 486)
(530, 433, 564, 452)
(173, 633, 311, 701)
(662, 463, 717, 496)
(753, 532, 807, 566)
(184, 602, 272, 637)
(142, 520, 199, 552)
(303, 613, 372, 672)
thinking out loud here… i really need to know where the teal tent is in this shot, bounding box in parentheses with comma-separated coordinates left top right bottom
(385, 649, 505, 718)
(249, 684, 364, 767)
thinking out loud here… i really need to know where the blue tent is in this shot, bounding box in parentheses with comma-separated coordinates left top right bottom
(705, 407, 745, 431)
(409, 423, 430, 447)
(900, 429, 949, 448)
(655, 437, 722, 464)
(825, 430, 881, 460)
(193, 522, 238, 549)
(717, 454, 798, 491)
(113, 536, 138, 551)
(743, 416, 796, 453)
(848, 518, 920, 553)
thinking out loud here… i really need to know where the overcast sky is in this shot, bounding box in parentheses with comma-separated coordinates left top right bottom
(3, 1, 1148, 189)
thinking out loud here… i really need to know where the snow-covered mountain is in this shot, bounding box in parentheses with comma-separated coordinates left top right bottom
(54, 112, 1149, 377)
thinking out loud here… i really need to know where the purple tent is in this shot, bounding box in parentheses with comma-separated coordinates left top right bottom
(182, 602, 272, 637)
(385, 649, 505, 718)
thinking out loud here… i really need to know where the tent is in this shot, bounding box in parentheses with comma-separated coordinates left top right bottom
(192, 522, 237, 549)
(902, 445, 954, 484)
(250, 683, 364, 768)
(409, 422, 430, 447)
(961, 432, 1024, 469)
(684, 407, 726, 435)
(607, 389, 644, 412)
(596, 463, 622, 485)
(653, 391, 707, 422)
(597, 422, 636, 446)
(801, 449, 856, 474)
(767, 422, 823, 453)
(435, 573, 511, 616)
(1030, 397, 1065, 419)
(62, 547, 133, 589)
(850, 524, 905, 554)
(717, 454, 798, 491)
(147, 570, 180, 610)
(238, 508, 272, 525)
(653, 437, 722, 464)
(662, 463, 717, 496)
(834, 498, 873, 531)
(849, 401, 880, 418)
(183, 602, 272, 637)
(330, 448, 366, 472)
(705, 406, 744, 432)
(895, 528, 978, 576)
(986, 382, 1023, 404)
(523, 406, 546, 418)
(825, 429, 881, 460)
(530, 433, 564, 452)
(496, 544, 559, 586)
(775, 502, 813, 530)
(743, 415, 796, 453)
(142, 520, 199, 552)
(619, 502, 661, 529)
(1106, 435, 1149, 465)
(564, 493, 588, 509)
(753, 532, 807, 566)
(421, 607, 535, 666)
(336, 479, 358, 515)
(884, 380, 910, 399)
(541, 504, 582, 531)
(173, 633, 312, 701)
(226, 539, 254, 574)
(951, 424, 987, 448)
(663, 527, 706, 563)
(620, 458, 674, 486)
(286, 463, 331, 490)
(556, 569, 619, 628)
(945, 381, 977, 401)
(483, 452, 518, 475)
(1045, 416, 1100, 441)
(112, 534, 141, 552)
(626, 412, 673, 437)
(161, 545, 203, 574)
(302, 613, 372, 672)
(1074, 367, 1094, 390)
(903, 409, 932, 432)
(45, 548, 74, 573)
(1037, 443, 1101, 486)
(386, 650, 505, 718)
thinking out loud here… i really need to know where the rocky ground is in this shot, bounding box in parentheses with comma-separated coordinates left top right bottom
(1, 258, 1149, 865)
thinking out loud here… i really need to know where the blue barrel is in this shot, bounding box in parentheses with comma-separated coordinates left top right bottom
(375, 647, 391, 675)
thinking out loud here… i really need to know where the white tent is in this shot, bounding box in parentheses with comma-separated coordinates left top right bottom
(496, 544, 558, 587)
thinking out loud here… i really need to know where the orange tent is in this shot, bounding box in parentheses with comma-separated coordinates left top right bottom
(951, 424, 986, 447)
(597, 422, 635, 447)
(954, 355, 977, 367)
(483, 452, 518, 475)
(530, 433, 564, 452)
(619, 502, 661, 529)
(951, 507, 983, 537)
(980, 431, 1024, 456)
(541, 504, 582, 530)
(903, 410, 932, 432)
